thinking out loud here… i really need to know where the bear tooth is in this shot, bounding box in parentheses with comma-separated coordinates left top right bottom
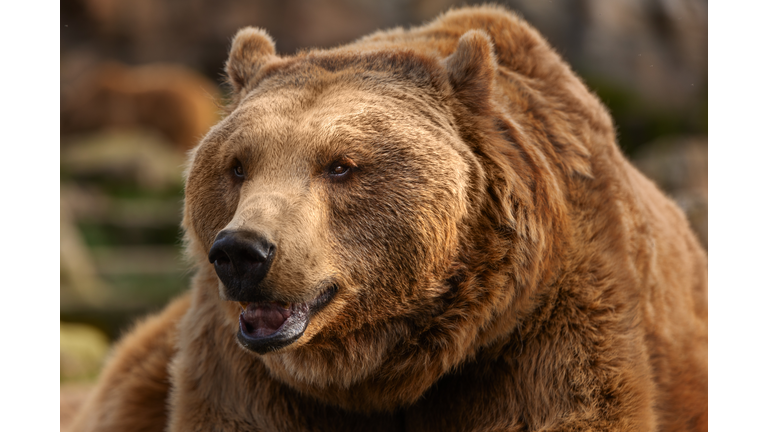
(239, 302, 248, 311)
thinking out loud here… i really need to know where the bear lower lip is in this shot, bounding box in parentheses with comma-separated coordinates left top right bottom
(237, 302, 309, 354)
(235, 285, 337, 354)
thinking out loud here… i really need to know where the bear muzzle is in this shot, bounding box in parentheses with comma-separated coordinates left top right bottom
(208, 229, 338, 354)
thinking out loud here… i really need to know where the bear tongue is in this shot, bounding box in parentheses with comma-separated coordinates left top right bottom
(240, 302, 292, 338)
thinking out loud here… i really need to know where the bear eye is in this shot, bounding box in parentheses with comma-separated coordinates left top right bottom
(233, 162, 245, 178)
(327, 157, 356, 180)
(330, 164, 349, 176)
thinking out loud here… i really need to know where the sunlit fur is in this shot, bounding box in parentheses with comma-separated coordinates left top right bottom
(69, 5, 707, 431)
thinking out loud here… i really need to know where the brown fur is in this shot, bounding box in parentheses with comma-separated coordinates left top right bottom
(68, 6, 707, 431)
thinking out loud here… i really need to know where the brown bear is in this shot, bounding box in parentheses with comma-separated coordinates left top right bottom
(68, 5, 707, 431)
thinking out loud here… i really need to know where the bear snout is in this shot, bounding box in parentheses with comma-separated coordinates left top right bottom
(208, 229, 276, 300)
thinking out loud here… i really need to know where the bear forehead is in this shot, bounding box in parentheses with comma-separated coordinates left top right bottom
(208, 82, 459, 157)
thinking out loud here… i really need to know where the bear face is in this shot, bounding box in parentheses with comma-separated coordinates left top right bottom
(182, 31, 508, 397)
(186, 70, 471, 336)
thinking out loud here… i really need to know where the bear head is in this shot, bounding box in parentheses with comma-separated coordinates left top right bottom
(182, 26, 561, 411)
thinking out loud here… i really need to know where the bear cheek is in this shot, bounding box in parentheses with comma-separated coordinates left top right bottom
(326, 191, 429, 301)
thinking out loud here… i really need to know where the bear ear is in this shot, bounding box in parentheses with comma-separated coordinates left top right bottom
(225, 27, 278, 97)
(442, 30, 497, 115)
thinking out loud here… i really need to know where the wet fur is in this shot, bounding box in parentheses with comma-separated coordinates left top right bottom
(68, 5, 707, 431)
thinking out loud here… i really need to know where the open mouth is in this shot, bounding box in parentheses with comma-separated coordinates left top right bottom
(236, 285, 337, 354)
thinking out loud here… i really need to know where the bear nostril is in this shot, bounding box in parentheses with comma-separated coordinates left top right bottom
(208, 230, 277, 300)
(245, 243, 272, 264)
(208, 242, 231, 265)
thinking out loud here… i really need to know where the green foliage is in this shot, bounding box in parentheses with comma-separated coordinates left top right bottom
(582, 74, 707, 156)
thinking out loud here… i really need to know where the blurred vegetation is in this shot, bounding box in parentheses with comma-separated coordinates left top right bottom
(61, 129, 191, 340)
(584, 74, 708, 155)
(61, 322, 111, 383)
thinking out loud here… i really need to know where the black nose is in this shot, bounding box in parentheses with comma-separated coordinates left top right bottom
(208, 230, 276, 300)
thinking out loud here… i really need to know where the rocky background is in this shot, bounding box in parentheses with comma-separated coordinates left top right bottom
(60, 0, 707, 428)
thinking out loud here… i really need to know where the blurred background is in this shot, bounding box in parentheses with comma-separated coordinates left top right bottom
(60, 0, 707, 426)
